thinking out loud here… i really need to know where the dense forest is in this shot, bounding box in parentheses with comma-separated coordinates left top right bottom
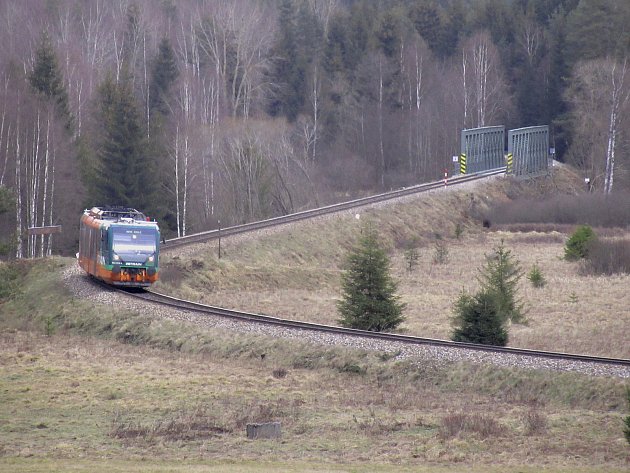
(0, 0, 629, 257)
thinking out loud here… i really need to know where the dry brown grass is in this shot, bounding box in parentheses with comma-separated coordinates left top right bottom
(1, 330, 627, 471)
(157, 175, 630, 359)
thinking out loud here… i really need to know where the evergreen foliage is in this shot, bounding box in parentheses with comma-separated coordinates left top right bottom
(0, 186, 14, 216)
(0, 263, 20, 300)
(337, 224, 405, 332)
(149, 37, 178, 116)
(268, 0, 307, 121)
(527, 263, 547, 288)
(564, 225, 596, 260)
(29, 31, 72, 129)
(0, 187, 15, 256)
(93, 74, 155, 213)
(432, 235, 449, 265)
(477, 240, 525, 324)
(404, 238, 419, 273)
(451, 290, 508, 346)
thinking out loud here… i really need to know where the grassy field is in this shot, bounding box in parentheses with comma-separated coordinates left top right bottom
(156, 176, 630, 359)
(1, 171, 629, 472)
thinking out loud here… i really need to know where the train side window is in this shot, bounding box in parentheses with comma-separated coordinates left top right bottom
(100, 229, 108, 259)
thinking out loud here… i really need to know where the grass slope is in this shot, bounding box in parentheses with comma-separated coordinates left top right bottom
(156, 173, 630, 359)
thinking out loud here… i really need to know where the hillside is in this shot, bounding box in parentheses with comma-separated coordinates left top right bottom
(156, 166, 630, 359)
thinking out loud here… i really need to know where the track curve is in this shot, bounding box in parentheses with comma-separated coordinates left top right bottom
(83, 168, 628, 377)
(126, 288, 630, 372)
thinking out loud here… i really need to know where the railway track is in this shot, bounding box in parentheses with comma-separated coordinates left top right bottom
(90, 167, 628, 374)
(162, 167, 506, 250)
(118, 287, 630, 371)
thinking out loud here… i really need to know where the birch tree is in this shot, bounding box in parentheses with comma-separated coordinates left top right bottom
(603, 58, 629, 194)
(461, 31, 509, 128)
(567, 57, 630, 192)
(197, 1, 273, 119)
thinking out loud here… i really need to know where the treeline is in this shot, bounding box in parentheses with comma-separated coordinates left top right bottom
(0, 0, 629, 256)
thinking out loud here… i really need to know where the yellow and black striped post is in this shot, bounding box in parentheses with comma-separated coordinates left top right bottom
(459, 153, 467, 174)
(506, 153, 513, 174)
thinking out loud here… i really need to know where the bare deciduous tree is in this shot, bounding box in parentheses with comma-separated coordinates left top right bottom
(567, 57, 630, 193)
(461, 31, 509, 128)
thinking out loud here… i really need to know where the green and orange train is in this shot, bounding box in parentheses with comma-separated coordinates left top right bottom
(78, 206, 160, 287)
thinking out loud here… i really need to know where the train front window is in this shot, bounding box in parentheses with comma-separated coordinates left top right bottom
(112, 228, 157, 254)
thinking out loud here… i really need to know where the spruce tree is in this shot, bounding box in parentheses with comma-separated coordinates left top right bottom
(149, 37, 178, 117)
(268, 0, 306, 120)
(29, 31, 72, 129)
(337, 225, 405, 332)
(94, 74, 154, 212)
(451, 290, 508, 346)
(477, 240, 525, 324)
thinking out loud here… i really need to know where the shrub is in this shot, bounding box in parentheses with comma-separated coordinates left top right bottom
(432, 235, 449, 265)
(404, 238, 420, 272)
(0, 262, 20, 300)
(272, 368, 288, 379)
(564, 225, 596, 260)
(580, 238, 630, 275)
(624, 388, 630, 445)
(439, 412, 506, 439)
(484, 192, 630, 228)
(527, 264, 546, 288)
(451, 290, 508, 346)
(523, 408, 547, 436)
(454, 223, 464, 240)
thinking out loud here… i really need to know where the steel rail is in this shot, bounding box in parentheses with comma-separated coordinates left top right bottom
(118, 288, 630, 369)
(162, 167, 506, 251)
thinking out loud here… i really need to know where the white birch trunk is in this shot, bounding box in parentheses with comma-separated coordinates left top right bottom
(378, 57, 385, 188)
(604, 59, 628, 194)
(0, 76, 7, 186)
(173, 126, 181, 238)
(182, 134, 189, 236)
(40, 113, 51, 257)
(29, 111, 41, 258)
(15, 114, 22, 259)
(47, 146, 56, 256)
(462, 51, 469, 128)
(312, 64, 319, 162)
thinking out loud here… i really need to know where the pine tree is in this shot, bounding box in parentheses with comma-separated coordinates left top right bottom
(451, 290, 508, 346)
(477, 240, 525, 323)
(337, 225, 406, 332)
(29, 31, 72, 129)
(94, 74, 155, 212)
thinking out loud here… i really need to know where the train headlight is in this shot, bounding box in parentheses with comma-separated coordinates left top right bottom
(113, 254, 120, 261)
(148, 255, 154, 263)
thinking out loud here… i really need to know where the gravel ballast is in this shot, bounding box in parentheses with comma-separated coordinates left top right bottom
(64, 264, 630, 379)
